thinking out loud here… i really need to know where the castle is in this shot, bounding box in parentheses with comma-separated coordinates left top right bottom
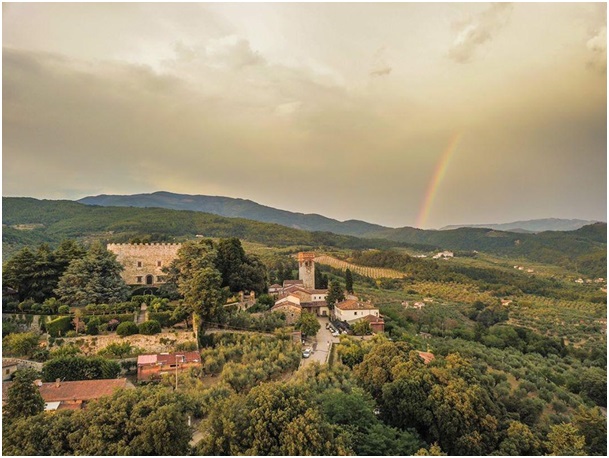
(107, 243, 182, 286)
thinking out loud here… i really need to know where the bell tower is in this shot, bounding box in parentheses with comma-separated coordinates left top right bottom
(298, 252, 316, 289)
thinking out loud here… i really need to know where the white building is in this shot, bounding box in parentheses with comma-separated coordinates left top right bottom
(334, 299, 380, 323)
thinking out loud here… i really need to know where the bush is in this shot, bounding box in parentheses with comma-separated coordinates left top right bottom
(138, 320, 161, 335)
(42, 356, 121, 381)
(57, 305, 70, 315)
(149, 311, 174, 328)
(176, 341, 198, 352)
(45, 316, 73, 338)
(2, 332, 40, 358)
(86, 317, 101, 336)
(117, 321, 139, 337)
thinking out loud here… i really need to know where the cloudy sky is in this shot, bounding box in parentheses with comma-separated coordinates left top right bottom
(3, 2, 607, 229)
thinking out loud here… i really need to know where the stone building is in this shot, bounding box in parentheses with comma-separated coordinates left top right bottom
(298, 252, 316, 289)
(107, 243, 182, 286)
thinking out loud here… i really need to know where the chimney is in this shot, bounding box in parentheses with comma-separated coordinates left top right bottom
(55, 378, 61, 388)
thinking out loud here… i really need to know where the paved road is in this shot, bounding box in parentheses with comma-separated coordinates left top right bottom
(300, 316, 340, 367)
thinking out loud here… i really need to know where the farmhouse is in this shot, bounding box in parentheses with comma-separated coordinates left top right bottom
(136, 351, 202, 382)
(2, 360, 19, 381)
(2, 378, 132, 411)
(334, 299, 384, 332)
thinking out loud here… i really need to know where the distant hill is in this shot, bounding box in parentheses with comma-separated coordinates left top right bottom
(441, 218, 600, 233)
(1, 197, 423, 259)
(4, 196, 606, 277)
(78, 191, 386, 237)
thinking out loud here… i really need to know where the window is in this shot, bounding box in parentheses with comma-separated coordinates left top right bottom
(354, 312, 357, 316)
(137, 261, 142, 267)
(136, 276, 143, 283)
(157, 261, 162, 267)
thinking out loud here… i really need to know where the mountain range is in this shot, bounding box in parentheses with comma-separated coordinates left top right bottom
(4, 196, 606, 277)
(78, 191, 600, 235)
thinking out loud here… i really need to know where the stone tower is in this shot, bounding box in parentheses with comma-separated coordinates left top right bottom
(298, 252, 316, 289)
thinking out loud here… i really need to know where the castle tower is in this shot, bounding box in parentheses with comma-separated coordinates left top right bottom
(107, 243, 182, 286)
(298, 252, 316, 289)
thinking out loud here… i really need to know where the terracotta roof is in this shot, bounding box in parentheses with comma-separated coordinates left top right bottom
(336, 299, 378, 311)
(269, 284, 282, 289)
(3, 378, 129, 403)
(417, 351, 435, 364)
(301, 301, 328, 307)
(138, 352, 201, 367)
(359, 314, 384, 324)
(272, 301, 301, 310)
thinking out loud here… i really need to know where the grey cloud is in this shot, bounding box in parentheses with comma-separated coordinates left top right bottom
(370, 66, 392, 77)
(448, 3, 513, 63)
(586, 27, 607, 74)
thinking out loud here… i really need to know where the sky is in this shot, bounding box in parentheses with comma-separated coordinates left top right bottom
(2, 2, 607, 229)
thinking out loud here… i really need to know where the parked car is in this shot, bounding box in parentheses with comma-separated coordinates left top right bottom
(302, 348, 312, 358)
(331, 331, 340, 337)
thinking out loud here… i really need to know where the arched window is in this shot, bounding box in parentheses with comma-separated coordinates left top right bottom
(146, 275, 154, 285)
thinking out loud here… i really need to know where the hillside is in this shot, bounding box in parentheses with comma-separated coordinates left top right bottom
(4, 197, 606, 277)
(441, 218, 599, 233)
(1, 197, 421, 259)
(78, 191, 386, 236)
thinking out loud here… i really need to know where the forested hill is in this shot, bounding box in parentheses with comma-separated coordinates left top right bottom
(1, 197, 421, 258)
(3, 197, 606, 276)
(78, 191, 386, 237)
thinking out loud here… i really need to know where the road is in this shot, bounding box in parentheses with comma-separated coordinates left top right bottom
(300, 316, 340, 367)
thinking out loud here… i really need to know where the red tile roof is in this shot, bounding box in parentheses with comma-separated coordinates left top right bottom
(2, 378, 129, 403)
(359, 314, 384, 324)
(137, 351, 201, 367)
(336, 299, 378, 311)
(417, 351, 435, 364)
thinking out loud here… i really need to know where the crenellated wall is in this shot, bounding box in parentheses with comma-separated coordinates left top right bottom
(107, 243, 182, 286)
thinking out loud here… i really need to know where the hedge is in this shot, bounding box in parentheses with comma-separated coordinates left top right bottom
(117, 321, 139, 337)
(148, 311, 174, 328)
(138, 320, 161, 335)
(45, 316, 73, 338)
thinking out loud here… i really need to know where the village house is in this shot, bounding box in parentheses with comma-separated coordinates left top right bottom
(433, 251, 454, 259)
(136, 351, 202, 382)
(2, 378, 132, 411)
(2, 360, 19, 381)
(333, 298, 384, 333)
(270, 253, 330, 322)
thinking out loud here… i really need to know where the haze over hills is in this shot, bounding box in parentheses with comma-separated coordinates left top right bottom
(441, 218, 600, 233)
(79, 191, 602, 235)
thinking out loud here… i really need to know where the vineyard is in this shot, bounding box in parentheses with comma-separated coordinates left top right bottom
(315, 254, 405, 279)
(407, 280, 497, 304)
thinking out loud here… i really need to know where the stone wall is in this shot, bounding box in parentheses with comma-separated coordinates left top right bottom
(107, 243, 182, 286)
(61, 330, 197, 355)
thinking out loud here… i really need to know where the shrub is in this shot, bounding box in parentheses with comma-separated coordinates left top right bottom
(2, 332, 40, 358)
(57, 305, 70, 315)
(138, 320, 161, 335)
(98, 342, 133, 359)
(42, 356, 121, 381)
(176, 341, 198, 352)
(117, 321, 139, 337)
(45, 316, 73, 338)
(65, 331, 78, 338)
(149, 311, 174, 328)
(86, 317, 101, 336)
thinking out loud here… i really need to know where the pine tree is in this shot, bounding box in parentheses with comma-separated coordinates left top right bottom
(326, 280, 345, 309)
(345, 268, 354, 294)
(55, 242, 129, 306)
(4, 369, 45, 419)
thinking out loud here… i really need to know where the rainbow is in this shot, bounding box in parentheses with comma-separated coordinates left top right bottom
(415, 132, 463, 229)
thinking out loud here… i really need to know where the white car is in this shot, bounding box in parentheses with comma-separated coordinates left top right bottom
(302, 348, 312, 358)
(331, 331, 340, 337)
